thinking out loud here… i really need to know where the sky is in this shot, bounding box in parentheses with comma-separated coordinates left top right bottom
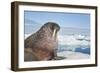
(24, 11, 90, 29)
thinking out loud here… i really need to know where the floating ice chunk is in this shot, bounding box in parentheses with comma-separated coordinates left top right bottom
(58, 35, 90, 46)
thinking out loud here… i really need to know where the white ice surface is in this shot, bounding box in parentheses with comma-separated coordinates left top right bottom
(57, 51, 90, 59)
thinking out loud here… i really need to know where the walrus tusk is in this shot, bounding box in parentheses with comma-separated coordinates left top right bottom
(52, 29, 56, 38)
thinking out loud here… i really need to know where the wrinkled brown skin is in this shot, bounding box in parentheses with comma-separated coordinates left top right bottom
(24, 22, 60, 61)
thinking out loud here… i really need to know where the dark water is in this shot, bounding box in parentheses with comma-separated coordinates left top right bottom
(75, 48, 90, 54)
(58, 47, 90, 55)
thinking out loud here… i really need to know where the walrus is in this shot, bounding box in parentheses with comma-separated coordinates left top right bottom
(24, 22, 60, 61)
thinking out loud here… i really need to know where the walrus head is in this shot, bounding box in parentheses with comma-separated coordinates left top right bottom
(39, 22, 60, 40)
